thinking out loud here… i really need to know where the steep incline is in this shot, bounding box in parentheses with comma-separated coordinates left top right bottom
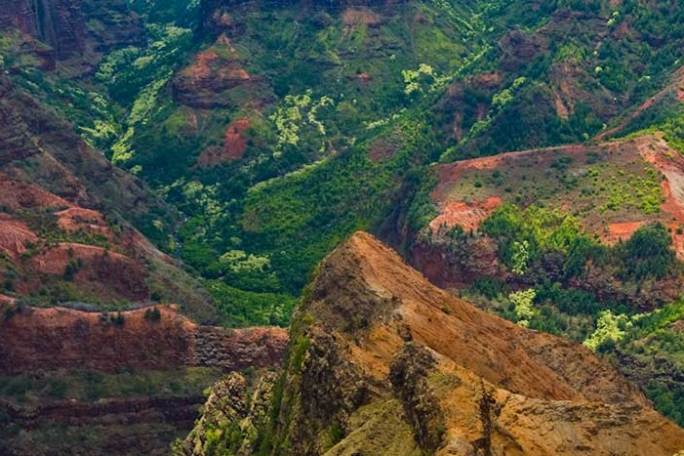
(179, 232, 684, 455)
(0, 73, 218, 320)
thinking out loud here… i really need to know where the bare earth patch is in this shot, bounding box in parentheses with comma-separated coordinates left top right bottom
(0, 214, 38, 258)
(0, 172, 71, 210)
(342, 8, 381, 27)
(56, 207, 112, 238)
(429, 196, 502, 233)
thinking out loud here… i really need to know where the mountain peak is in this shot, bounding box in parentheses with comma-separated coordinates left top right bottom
(249, 232, 684, 455)
(307, 231, 646, 403)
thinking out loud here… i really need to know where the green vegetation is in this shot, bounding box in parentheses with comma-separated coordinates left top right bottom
(609, 299, 684, 425)
(6, 0, 683, 329)
(454, 203, 683, 423)
(509, 288, 537, 327)
(207, 281, 296, 327)
(583, 310, 632, 352)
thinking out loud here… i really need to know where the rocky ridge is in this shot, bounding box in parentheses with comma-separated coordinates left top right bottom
(184, 232, 684, 455)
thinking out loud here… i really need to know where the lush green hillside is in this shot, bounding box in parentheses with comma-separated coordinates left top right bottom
(78, 0, 491, 324)
(2, 0, 684, 329)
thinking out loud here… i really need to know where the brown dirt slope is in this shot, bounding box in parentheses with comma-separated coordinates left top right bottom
(265, 232, 684, 456)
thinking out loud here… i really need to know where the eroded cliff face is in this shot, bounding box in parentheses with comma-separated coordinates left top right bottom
(0, 0, 84, 58)
(0, 73, 222, 319)
(184, 232, 684, 455)
(0, 305, 289, 456)
(174, 371, 280, 456)
(0, 305, 288, 373)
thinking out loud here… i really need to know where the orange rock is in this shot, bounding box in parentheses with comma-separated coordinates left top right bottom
(429, 196, 502, 233)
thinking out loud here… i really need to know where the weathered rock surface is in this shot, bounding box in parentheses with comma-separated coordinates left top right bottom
(0, 304, 288, 456)
(0, 305, 289, 374)
(188, 232, 684, 455)
(0, 0, 85, 58)
(172, 40, 271, 109)
(0, 74, 219, 319)
(0, 0, 143, 60)
(174, 371, 279, 456)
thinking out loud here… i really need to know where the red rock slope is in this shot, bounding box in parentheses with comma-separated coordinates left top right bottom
(0, 305, 288, 374)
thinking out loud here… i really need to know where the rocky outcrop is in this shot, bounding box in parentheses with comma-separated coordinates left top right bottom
(189, 232, 684, 455)
(0, 306, 288, 374)
(0, 304, 288, 456)
(197, 118, 251, 166)
(79, 0, 144, 53)
(0, 306, 196, 373)
(1, 395, 202, 428)
(195, 326, 290, 371)
(172, 41, 271, 109)
(174, 371, 278, 456)
(389, 343, 445, 453)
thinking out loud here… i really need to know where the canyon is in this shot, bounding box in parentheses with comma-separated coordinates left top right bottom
(1, 0, 684, 454)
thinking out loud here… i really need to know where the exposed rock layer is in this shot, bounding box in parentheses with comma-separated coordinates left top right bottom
(207, 232, 684, 455)
(0, 306, 289, 374)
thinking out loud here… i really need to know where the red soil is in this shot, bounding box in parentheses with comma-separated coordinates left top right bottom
(56, 207, 172, 264)
(0, 293, 16, 305)
(605, 221, 645, 244)
(0, 214, 38, 258)
(0, 306, 196, 373)
(29, 242, 149, 300)
(433, 144, 589, 200)
(181, 48, 250, 84)
(429, 137, 684, 256)
(55, 207, 111, 238)
(429, 196, 502, 233)
(636, 136, 684, 257)
(430, 143, 589, 232)
(0, 172, 71, 210)
(197, 118, 250, 167)
(185, 49, 219, 80)
(30, 243, 126, 274)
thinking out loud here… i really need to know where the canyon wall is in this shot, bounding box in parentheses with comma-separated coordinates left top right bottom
(0, 0, 85, 58)
(0, 306, 288, 374)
